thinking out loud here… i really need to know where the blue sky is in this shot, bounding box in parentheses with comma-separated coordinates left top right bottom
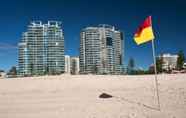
(0, 0, 186, 71)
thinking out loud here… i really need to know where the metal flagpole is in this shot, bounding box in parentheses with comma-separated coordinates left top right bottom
(151, 39, 161, 110)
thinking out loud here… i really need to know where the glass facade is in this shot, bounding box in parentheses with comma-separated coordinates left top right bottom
(18, 21, 65, 76)
(80, 24, 124, 74)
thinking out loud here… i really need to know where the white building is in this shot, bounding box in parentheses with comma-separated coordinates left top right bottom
(183, 63, 186, 69)
(80, 24, 124, 74)
(71, 57, 80, 75)
(65, 55, 71, 74)
(158, 53, 178, 71)
(0, 71, 6, 79)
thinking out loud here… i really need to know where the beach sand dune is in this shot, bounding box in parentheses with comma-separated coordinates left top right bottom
(0, 74, 186, 118)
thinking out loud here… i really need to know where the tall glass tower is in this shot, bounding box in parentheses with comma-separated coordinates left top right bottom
(80, 24, 124, 74)
(18, 21, 65, 76)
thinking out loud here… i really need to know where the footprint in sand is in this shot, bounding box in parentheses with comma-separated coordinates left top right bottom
(128, 113, 137, 118)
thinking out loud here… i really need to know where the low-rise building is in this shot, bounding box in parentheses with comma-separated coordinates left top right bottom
(158, 53, 178, 71)
(183, 62, 186, 69)
(65, 55, 71, 74)
(70, 56, 79, 75)
(0, 70, 6, 79)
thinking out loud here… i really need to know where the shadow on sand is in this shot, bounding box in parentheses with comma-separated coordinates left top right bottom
(114, 96, 160, 111)
(99, 92, 160, 111)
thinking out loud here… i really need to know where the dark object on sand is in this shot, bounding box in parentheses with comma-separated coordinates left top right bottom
(99, 93, 113, 98)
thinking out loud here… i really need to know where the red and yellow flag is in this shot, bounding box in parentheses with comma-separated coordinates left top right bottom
(134, 16, 155, 45)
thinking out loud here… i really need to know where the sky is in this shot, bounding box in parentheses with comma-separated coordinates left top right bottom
(0, 0, 186, 71)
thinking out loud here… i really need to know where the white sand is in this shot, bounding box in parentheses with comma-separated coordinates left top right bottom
(0, 74, 186, 118)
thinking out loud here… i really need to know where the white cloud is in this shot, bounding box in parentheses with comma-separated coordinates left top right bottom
(0, 43, 17, 50)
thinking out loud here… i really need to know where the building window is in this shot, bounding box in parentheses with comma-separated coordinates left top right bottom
(106, 37, 113, 46)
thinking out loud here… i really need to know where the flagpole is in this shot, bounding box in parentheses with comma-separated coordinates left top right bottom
(151, 39, 161, 110)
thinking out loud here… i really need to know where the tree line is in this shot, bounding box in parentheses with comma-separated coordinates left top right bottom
(127, 50, 185, 75)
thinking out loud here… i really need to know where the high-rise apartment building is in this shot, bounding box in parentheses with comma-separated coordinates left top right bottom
(18, 21, 65, 76)
(80, 24, 124, 74)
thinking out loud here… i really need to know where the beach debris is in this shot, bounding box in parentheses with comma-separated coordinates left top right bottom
(99, 93, 113, 98)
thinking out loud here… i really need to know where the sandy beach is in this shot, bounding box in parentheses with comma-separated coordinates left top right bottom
(0, 74, 186, 118)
